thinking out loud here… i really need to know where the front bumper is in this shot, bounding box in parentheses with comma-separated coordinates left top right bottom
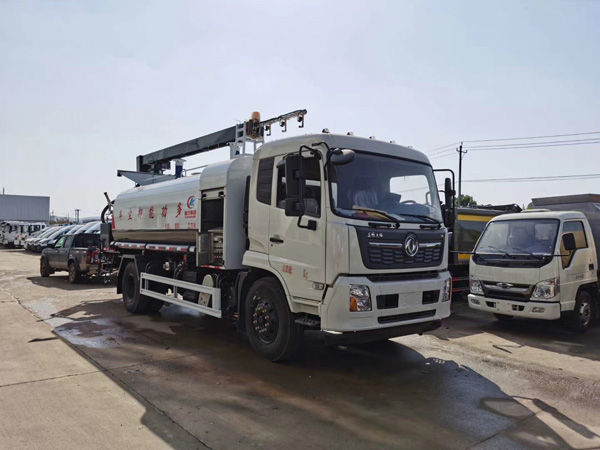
(321, 271, 451, 332)
(468, 293, 561, 320)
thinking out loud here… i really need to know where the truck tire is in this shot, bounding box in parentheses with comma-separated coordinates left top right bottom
(245, 278, 303, 362)
(40, 257, 52, 278)
(568, 291, 594, 332)
(68, 262, 81, 284)
(494, 313, 514, 322)
(121, 262, 150, 313)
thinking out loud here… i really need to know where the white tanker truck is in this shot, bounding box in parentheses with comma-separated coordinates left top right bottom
(104, 110, 456, 361)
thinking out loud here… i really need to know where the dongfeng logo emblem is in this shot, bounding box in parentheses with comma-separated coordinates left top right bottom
(404, 235, 419, 257)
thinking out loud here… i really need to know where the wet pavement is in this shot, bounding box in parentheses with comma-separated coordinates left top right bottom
(1, 248, 599, 449)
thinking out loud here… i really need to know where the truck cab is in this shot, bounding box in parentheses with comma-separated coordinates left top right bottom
(468, 210, 598, 331)
(246, 134, 452, 336)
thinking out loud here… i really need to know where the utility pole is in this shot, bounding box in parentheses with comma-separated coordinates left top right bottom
(457, 142, 467, 206)
(75, 209, 80, 224)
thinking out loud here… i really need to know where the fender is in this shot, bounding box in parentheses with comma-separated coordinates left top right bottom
(67, 258, 82, 273)
(242, 250, 300, 313)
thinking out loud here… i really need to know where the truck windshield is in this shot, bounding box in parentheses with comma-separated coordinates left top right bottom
(476, 219, 559, 256)
(328, 152, 443, 224)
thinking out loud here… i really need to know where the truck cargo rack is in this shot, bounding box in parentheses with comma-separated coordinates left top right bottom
(140, 272, 222, 318)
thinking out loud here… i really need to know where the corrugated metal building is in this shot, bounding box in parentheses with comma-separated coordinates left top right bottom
(0, 194, 50, 223)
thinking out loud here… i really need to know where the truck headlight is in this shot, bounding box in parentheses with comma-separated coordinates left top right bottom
(349, 284, 371, 312)
(442, 278, 452, 302)
(470, 276, 483, 295)
(531, 278, 559, 300)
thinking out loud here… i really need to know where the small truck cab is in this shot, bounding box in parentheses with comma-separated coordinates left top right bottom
(468, 210, 599, 331)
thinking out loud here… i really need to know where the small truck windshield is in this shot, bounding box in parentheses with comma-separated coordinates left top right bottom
(476, 219, 559, 256)
(328, 152, 443, 223)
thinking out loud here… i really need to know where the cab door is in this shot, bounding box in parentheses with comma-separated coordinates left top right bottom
(268, 155, 326, 301)
(559, 220, 594, 310)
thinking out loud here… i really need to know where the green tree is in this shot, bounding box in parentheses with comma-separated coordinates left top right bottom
(457, 194, 477, 207)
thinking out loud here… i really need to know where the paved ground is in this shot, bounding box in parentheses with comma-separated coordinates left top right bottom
(1, 248, 599, 450)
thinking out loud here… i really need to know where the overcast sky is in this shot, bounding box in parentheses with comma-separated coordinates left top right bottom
(1, 0, 599, 217)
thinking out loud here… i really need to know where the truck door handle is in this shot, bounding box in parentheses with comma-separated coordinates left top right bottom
(270, 237, 284, 244)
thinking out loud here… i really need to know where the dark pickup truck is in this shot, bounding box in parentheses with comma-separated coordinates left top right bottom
(40, 233, 101, 283)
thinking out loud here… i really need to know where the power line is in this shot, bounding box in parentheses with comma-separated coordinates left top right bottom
(462, 130, 600, 144)
(427, 130, 600, 153)
(466, 138, 600, 150)
(428, 140, 600, 158)
(463, 173, 600, 183)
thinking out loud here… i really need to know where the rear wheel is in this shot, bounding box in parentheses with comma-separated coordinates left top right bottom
(68, 262, 81, 284)
(494, 313, 514, 322)
(568, 291, 594, 332)
(121, 262, 150, 313)
(245, 278, 303, 362)
(40, 258, 52, 277)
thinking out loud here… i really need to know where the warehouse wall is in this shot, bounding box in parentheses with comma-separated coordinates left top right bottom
(0, 195, 50, 222)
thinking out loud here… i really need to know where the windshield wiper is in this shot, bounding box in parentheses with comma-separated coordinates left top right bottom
(478, 246, 511, 257)
(395, 213, 441, 225)
(351, 207, 398, 223)
(510, 247, 546, 260)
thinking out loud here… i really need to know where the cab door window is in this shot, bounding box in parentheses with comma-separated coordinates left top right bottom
(560, 221, 587, 268)
(276, 157, 322, 218)
(54, 236, 67, 248)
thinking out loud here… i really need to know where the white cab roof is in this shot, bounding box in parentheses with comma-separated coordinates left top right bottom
(490, 210, 588, 222)
(255, 133, 431, 165)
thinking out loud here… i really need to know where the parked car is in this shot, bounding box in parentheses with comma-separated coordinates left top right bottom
(76, 221, 101, 234)
(35, 225, 75, 252)
(40, 233, 102, 283)
(25, 227, 57, 252)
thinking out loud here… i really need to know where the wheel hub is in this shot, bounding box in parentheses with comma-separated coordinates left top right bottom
(580, 301, 591, 325)
(252, 298, 278, 344)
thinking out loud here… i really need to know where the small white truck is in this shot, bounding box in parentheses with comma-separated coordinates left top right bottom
(468, 196, 600, 331)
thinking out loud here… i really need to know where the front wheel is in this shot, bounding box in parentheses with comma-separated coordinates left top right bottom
(568, 291, 594, 332)
(245, 278, 303, 362)
(40, 258, 52, 277)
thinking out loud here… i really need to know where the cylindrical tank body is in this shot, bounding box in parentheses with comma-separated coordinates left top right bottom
(112, 156, 253, 256)
(112, 175, 201, 244)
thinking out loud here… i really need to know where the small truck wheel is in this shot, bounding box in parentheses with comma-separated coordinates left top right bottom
(40, 258, 52, 278)
(245, 278, 303, 362)
(121, 263, 150, 313)
(68, 262, 81, 284)
(494, 313, 514, 322)
(568, 291, 594, 332)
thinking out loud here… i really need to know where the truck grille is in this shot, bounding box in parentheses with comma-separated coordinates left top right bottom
(482, 281, 532, 302)
(368, 244, 442, 266)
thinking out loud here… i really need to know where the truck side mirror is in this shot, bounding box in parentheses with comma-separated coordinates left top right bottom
(284, 198, 305, 217)
(444, 177, 456, 227)
(562, 233, 576, 252)
(284, 154, 305, 198)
